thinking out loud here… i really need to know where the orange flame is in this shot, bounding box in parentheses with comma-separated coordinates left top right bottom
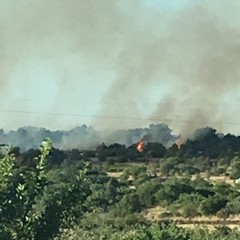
(137, 140, 144, 152)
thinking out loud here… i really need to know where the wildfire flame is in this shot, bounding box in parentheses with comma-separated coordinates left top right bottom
(136, 140, 144, 152)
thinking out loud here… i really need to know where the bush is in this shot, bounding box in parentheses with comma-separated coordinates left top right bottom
(200, 196, 228, 215)
(0, 139, 92, 239)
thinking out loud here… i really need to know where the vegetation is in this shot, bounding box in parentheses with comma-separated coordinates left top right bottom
(1, 129, 240, 239)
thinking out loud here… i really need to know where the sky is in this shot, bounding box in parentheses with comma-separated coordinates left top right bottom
(1, 0, 240, 137)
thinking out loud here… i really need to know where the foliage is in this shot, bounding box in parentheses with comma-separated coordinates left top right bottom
(111, 223, 189, 240)
(0, 139, 92, 239)
(2, 134, 240, 239)
(229, 157, 240, 179)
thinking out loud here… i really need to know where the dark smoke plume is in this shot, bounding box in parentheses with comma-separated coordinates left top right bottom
(1, 1, 240, 138)
(94, 1, 240, 137)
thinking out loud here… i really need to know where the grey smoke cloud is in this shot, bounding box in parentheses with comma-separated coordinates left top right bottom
(0, 124, 177, 151)
(151, 3, 240, 137)
(94, 1, 240, 136)
(0, 1, 240, 138)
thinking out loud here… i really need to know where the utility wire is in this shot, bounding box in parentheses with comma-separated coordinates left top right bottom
(0, 108, 240, 126)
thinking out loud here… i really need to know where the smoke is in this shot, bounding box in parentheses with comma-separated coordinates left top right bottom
(0, 125, 100, 151)
(1, 1, 240, 138)
(190, 127, 217, 141)
(94, 0, 240, 137)
(0, 0, 134, 129)
(151, 2, 240, 138)
(60, 125, 100, 150)
(0, 124, 177, 151)
(104, 123, 177, 147)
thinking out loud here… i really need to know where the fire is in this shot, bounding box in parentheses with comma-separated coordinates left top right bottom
(136, 140, 144, 152)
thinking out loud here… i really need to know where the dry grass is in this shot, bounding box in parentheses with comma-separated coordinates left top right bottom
(107, 172, 123, 178)
(144, 206, 240, 230)
(191, 173, 236, 186)
(178, 223, 240, 230)
(208, 175, 235, 186)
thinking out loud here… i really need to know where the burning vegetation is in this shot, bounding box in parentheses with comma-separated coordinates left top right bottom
(136, 140, 144, 153)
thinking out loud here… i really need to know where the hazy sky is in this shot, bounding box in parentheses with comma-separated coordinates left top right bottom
(1, 0, 240, 136)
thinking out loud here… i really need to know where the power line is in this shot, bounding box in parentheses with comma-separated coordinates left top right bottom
(0, 108, 240, 126)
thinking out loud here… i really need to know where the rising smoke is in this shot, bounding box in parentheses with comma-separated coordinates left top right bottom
(1, 1, 240, 138)
(0, 124, 177, 151)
